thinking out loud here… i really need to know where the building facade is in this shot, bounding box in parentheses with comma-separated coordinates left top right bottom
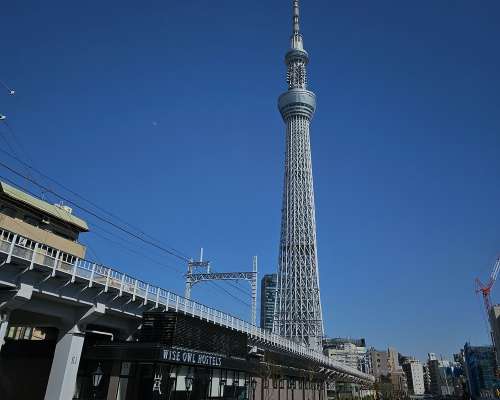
(324, 339, 372, 399)
(0, 181, 88, 259)
(422, 364, 431, 394)
(463, 343, 500, 400)
(369, 348, 391, 378)
(489, 305, 500, 370)
(260, 274, 277, 331)
(324, 338, 370, 373)
(369, 347, 407, 398)
(401, 359, 425, 395)
(427, 354, 466, 398)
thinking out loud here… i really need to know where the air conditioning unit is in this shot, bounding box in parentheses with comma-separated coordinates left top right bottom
(54, 203, 73, 214)
(61, 205, 73, 214)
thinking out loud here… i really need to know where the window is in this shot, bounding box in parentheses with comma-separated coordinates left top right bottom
(0, 205, 16, 218)
(53, 229, 74, 241)
(61, 253, 75, 264)
(23, 215, 41, 227)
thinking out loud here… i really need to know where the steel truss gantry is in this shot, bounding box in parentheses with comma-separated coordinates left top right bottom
(184, 251, 258, 325)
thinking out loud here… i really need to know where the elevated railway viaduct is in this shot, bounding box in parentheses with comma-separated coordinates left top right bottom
(0, 181, 373, 399)
(0, 229, 373, 399)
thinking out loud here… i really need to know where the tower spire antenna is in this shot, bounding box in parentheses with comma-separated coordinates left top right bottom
(290, 0, 304, 50)
(274, 0, 323, 350)
(293, 0, 300, 35)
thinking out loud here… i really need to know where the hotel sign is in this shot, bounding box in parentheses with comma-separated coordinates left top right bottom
(162, 348, 223, 367)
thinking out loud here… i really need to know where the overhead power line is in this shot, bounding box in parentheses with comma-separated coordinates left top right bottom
(0, 146, 191, 261)
(0, 160, 190, 262)
(0, 170, 253, 308)
(0, 149, 252, 290)
(0, 82, 253, 311)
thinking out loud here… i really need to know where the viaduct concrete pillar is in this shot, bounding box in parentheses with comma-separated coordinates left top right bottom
(44, 325, 85, 400)
(44, 303, 106, 400)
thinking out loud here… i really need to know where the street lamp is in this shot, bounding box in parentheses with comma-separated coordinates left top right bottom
(233, 377, 239, 397)
(185, 375, 194, 391)
(185, 375, 194, 400)
(251, 379, 258, 400)
(92, 364, 103, 399)
(92, 364, 103, 387)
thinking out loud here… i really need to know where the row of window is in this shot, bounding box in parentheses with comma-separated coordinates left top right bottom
(5, 326, 54, 341)
(263, 378, 324, 391)
(0, 204, 76, 241)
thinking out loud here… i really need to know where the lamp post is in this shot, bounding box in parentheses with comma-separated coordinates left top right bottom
(251, 379, 257, 400)
(219, 377, 226, 398)
(92, 364, 103, 399)
(233, 377, 239, 398)
(185, 375, 194, 400)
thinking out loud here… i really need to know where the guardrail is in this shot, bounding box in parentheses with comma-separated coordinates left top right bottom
(0, 227, 373, 383)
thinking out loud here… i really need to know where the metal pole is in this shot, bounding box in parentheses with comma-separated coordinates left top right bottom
(251, 256, 258, 325)
(185, 259, 193, 299)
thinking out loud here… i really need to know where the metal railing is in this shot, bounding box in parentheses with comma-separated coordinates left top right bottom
(0, 228, 373, 383)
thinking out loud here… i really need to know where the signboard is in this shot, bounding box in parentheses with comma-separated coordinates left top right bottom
(162, 348, 223, 367)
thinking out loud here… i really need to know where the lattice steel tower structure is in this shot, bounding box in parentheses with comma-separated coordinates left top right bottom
(272, 0, 324, 350)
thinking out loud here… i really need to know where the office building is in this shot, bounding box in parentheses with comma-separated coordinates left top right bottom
(260, 274, 277, 330)
(402, 359, 425, 395)
(463, 343, 500, 400)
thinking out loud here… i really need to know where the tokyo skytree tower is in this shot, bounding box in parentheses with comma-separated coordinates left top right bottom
(272, 0, 324, 350)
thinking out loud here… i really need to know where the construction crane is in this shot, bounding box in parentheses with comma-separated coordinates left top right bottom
(476, 256, 500, 379)
(476, 256, 500, 315)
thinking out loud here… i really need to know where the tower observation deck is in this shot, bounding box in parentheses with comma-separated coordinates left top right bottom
(273, 0, 324, 350)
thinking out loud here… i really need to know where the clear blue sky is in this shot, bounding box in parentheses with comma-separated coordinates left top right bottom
(1, 1, 499, 362)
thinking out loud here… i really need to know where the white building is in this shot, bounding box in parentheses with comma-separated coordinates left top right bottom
(402, 360, 425, 395)
(324, 339, 370, 373)
(324, 339, 374, 399)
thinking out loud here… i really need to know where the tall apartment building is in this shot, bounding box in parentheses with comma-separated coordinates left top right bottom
(369, 348, 391, 377)
(387, 347, 400, 372)
(427, 354, 465, 397)
(260, 274, 277, 330)
(422, 364, 432, 394)
(402, 359, 425, 395)
(463, 343, 500, 400)
(323, 338, 370, 373)
(325, 338, 372, 400)
(369, 347, 407, 397)
(489, 305, 500, 368)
